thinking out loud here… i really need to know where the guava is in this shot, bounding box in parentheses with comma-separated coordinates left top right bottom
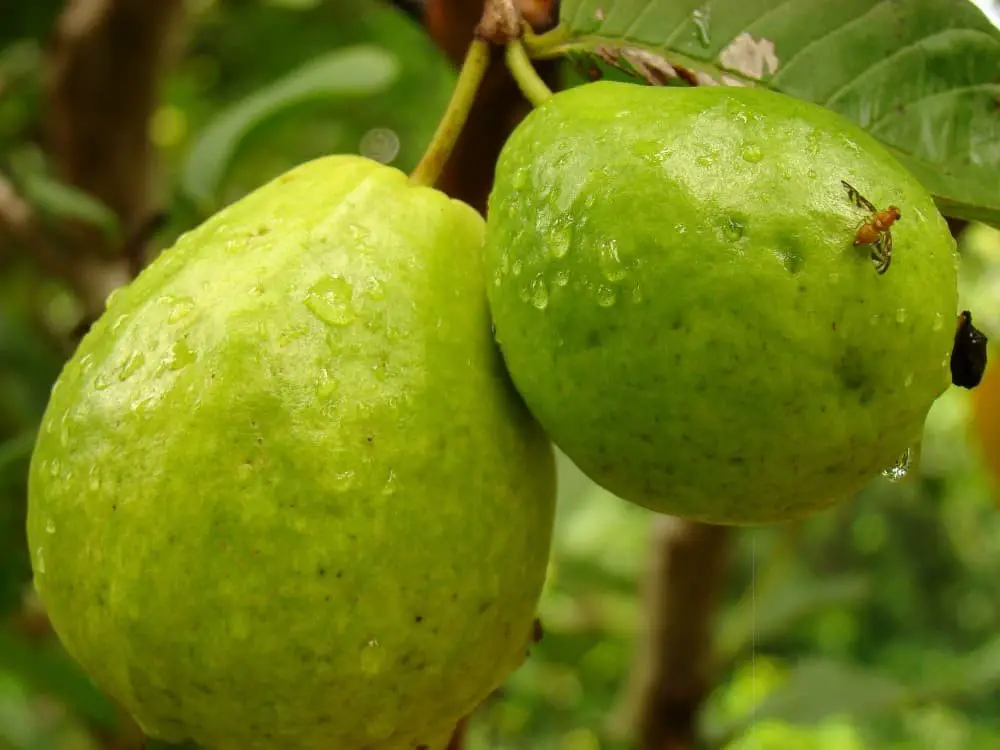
(27, 155, 557, 750)
(484, 80, 958, 524)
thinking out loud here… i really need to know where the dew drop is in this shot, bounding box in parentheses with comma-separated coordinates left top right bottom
(381, 469, 397, 497)
(895, 308, 907, 324)
(553, 270, 569, 287)
(807, 169, 817, 179)
(723, 217, 745, 241)
(334, 470, 355, 491)
(881, 447, 912, 483)
(549, 227, 572, 259)
(49, 459, 61, 477)
(674, 223, 688, 235)
(512, 260, 523, 277)
(904, 372, 915, 388)
(493, 271, 503, 287)
(631, 284, 644, 304)
(117, 351, 146, 382)
(166, 296, 195, 323)
(596, 286, 617, 308)
(530, 277, 549, 310)
(305, 275, 355, 327)
(932, 313, 945, 332)
(360, 639, 386, 675)
(512, 169, 528, 190)
(741, 144, 763, 163)
(598, 239, 627, 281)
(167, 340, 196, 371)
(45, 519, 56, 534)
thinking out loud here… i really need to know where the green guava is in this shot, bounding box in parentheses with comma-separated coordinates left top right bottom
(27, 155, 557, 750)
(484, 81, 958, 524)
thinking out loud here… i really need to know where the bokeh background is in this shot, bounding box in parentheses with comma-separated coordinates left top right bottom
(3, 1, 1000, 748)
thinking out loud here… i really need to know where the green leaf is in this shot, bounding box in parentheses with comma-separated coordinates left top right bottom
(180, 45, 399, 207)
(20, 171, 122, 243)
(537, 0, 1000, 227)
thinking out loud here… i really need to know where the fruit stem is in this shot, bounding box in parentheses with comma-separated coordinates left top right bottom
(409, 39, 491, 188)
(505, 38, 553, 107)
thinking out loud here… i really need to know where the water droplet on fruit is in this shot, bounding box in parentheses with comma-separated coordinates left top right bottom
(94, 374, 111, 391)
(806, 132, 821, 155)
(549, 227, 571, 259)
(596, 286, 616, 307)
(117, 351, 145, 381)
(881, 448, 912, 482)
(88, 469, 100, 491)
(675, 223, 687, 235)
(45, 519, 55, 534)
(317, 368, 337, 398)
(807, 169, 817, 179)
(553, 270, 569, 287)
(111, 314, 129, 334)
(895, 308, 907, 324)
(598, 239, 626, 281)
(493, 271, 502, 287)
(49, 459, 61, 477)
(530, 277, 549, 310)
(381, 469, 397, 497)
(696, 154, 714, 167)
(305, 275, 355, 327)
(512, 260, 523, 277)
(933, 313, 945, 331)
(360, 639, 386, 675)
(723, 217, 745, 241)
(741, 144, 763, 163)
(334, 470, 355, 491)
(631, 284, 644, 303)
(512, 168, 528, 190)
(904, 372, 915, 388)
(518, 284, 531, 303)
(164, 296, 195, 323)
(167, 341, 196, 371)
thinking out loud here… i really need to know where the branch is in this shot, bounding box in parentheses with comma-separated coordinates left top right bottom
(617, 518, 732, 750)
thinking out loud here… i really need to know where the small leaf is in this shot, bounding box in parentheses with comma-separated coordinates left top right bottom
(539, 0, 1000, 227)
(180, 45, 399, 207)
(20, 171, 122, 243)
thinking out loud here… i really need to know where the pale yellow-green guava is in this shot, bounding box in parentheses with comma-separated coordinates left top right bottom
(27, 155, 556, 750)
(484, 81, 958, 524)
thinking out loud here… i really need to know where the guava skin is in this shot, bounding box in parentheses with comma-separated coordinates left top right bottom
(27, 155, 557, 750)
(485, 81, 958, 524)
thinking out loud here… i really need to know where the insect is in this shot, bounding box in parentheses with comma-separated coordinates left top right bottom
(951, 310, 989, 389)
(841, 180, 901, 274)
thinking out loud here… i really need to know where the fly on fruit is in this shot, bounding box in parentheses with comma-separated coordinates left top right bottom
(951, 310, 988, 389)
(841, 180, 900, 275)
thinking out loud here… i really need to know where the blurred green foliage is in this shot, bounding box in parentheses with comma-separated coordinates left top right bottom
(2, 1, 1000, 749)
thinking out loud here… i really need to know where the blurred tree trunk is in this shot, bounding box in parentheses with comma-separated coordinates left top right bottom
(42, 0, 184, 319)
(618, 518, 731, 749)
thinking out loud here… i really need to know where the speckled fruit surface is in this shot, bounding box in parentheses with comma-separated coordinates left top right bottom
(484, 80, 958, 524)
(27, 155, 557, 750)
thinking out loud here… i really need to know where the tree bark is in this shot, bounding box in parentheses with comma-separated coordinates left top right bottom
(41, 0, 185, 318)
(619, 518, 731, 750)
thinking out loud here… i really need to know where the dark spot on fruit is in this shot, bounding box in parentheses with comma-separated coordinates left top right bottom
(111, 504, 117, 511)
(336, 570, 343, 578)
(256, 437, 264, 445)
(797, 283, 807, 294)
(832, 321, 837, 331)
(366, 434, 374, 443)
(254, 226, 270, 236)
(324, 595, 330, 602)
(670, 315, 684, 330)
(414, 615, 424, 623)
(778, 248, 804, 274)
(586, 330, 601, 348)
(478, 601, 491, 613)
(318, 567, 326, 576)
(348, 534, 357, 541)
(451, 592, 458, 601)
(193, 681, 212, 694)
(728, 456, 746, 465)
